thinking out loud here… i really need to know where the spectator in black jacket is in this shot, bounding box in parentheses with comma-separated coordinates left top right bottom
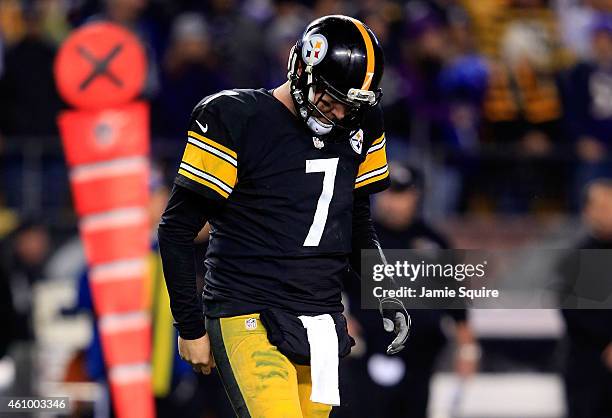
(561, 178, 612, 418)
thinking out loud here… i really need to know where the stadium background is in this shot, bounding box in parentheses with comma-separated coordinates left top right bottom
(0, 0, 611, 417)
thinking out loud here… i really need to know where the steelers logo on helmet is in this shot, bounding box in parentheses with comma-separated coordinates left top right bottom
(302, 34, 328, 66)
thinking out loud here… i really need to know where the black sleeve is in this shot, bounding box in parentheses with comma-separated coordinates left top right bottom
(158, 184, 222, 339)
(349, 195, 380, 276)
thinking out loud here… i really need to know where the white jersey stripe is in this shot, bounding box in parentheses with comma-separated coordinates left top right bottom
(355, 164, 388, 183)
(187, 137, 238, 166)
(179, 163, 233, 194)
(367, 137, 386, 154)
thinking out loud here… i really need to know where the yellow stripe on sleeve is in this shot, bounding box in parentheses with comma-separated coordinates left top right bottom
(187, 131, 238, 159)
(177, 168, 231, 199)
(181, 143, 237, 189)
(355, 169, 389, 189)
(355, 133, 388, 190)
(356, 144, 387, 178)
(371, 133, 384, 147)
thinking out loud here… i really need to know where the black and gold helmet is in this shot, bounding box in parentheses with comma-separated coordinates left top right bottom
(287, 15, 384, 138)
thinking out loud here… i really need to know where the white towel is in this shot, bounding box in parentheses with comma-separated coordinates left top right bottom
(298, 314, 340, 406)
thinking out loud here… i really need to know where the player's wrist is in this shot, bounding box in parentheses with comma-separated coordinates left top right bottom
(174, 319, 207, 340)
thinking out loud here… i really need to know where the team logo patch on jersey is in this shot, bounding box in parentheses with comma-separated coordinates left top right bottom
(350, 129, 364, 154)
(313, 136, 325, 149)
(245, 318, 257, 330)
(303, 34, 328, 66)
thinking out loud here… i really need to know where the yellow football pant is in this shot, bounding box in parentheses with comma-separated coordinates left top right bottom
(206, 314, 333, 418)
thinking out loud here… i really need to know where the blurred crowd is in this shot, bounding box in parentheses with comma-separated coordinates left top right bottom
(1, 0, 612, 218)
(0, 0, 612, 417)
(0, 0, 612, 217)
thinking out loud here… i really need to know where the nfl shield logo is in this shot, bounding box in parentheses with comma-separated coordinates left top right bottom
(313, 136, 325, 149)
(245, 318, 257, 330)
(350, 129, 364, 154)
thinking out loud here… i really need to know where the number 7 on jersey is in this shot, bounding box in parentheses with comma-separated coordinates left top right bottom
(303, 158, 339, 247)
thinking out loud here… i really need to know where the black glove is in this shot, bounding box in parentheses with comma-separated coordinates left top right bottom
(379, 296, 411, 355)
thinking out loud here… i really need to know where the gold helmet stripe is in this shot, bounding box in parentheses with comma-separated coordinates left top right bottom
(349, 18, 375, 91)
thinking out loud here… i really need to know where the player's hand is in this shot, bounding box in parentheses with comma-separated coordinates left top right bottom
(178, 333, 216, 375)
(379, 297, 411, 355)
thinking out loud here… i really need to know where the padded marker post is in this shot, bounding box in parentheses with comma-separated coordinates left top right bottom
(54, 22, 155, 418)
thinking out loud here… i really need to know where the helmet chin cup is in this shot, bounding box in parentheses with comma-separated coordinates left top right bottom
(306, 116, 333, 136)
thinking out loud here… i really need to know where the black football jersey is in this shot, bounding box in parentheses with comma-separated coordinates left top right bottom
(174, 88, 390, 317)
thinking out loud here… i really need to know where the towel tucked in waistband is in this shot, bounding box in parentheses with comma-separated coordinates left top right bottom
(299, 314, 340, 406)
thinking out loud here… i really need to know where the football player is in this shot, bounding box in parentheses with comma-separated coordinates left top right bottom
(158, 15, 410, 418)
